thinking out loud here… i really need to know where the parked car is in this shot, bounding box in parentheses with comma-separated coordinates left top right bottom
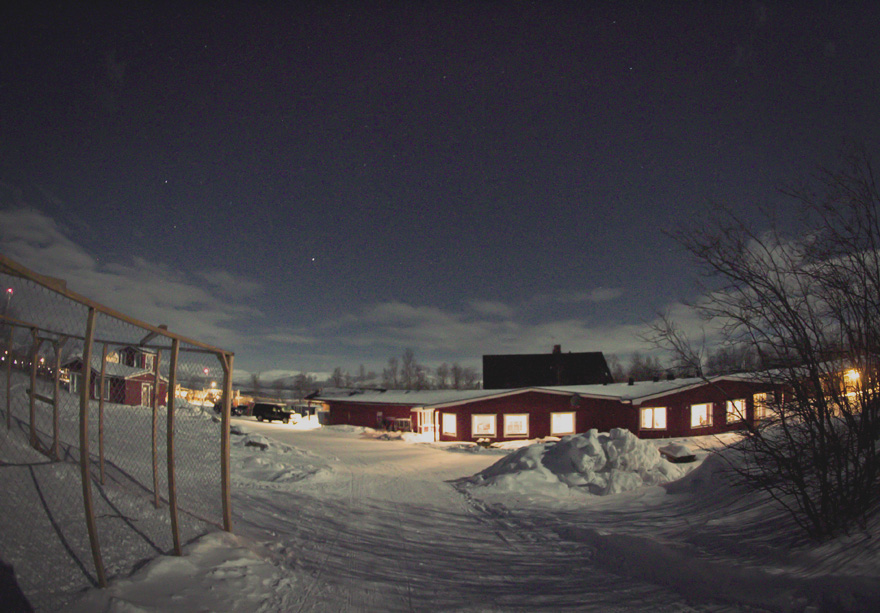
(252, 402, 294, 423)
(213, 401, 247, 416)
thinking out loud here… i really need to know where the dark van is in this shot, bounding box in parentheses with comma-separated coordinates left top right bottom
(252, 402, 294, 423)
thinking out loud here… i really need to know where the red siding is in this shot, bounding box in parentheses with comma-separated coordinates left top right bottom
(635, 380, 773, 438)
(326, 400, 415, 429)
(325, 379, 775, 442)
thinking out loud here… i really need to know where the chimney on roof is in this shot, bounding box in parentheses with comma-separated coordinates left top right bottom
(552, 344, 561, 354)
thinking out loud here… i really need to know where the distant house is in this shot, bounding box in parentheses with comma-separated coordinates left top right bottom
(314, 375, 776, 442)
(482, 345, 613, 389)
(64, 350, 168, 407)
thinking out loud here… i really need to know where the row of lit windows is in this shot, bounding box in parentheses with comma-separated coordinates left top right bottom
(441, 412, 577, 438)
(641, 393, 774, 430)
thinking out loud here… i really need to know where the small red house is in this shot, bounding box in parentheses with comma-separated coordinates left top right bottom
(315, 375, 775, 443)
(64, 356, 168, 407)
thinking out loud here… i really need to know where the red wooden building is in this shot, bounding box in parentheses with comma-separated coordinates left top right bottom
(64, 356, 169, 407)
(315, 375, 775, 442)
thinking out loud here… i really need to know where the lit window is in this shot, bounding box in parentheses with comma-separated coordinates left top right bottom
(471, 414, 496, 437)
(691, 403, 712, 428)
(144, 354, 154, 369)
(726, 399, 745, 423)
(503, 414, 529, 437)
(550, 412, 576, 436)
(753, 392, 771, 420)
(441, 413, 457, 436)
(640, 407, 666, 430)
(844, 369, 860, 395)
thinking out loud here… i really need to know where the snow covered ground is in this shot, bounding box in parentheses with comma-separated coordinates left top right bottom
(4, 402, 880, 612)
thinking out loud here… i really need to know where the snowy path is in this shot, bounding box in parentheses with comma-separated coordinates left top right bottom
(231, 424, 746, 612)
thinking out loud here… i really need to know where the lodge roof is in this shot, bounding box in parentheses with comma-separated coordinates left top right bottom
(64, 356, 167, 381)
(312, 374, 765, 410)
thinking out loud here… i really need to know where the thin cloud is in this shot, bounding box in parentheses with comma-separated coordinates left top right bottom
(0, 207, 262, 350)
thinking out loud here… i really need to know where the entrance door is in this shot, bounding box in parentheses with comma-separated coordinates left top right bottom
(416, 409, 435, 436)
(141, 382, 152, 406)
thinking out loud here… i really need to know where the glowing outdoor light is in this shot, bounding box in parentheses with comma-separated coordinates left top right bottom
(845, 369, 860, 382)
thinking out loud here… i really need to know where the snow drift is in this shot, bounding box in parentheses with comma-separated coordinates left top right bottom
(464, 428, 690, 496)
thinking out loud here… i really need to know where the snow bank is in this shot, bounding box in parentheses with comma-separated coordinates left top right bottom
(230, 427, 332, 487)
(464, 429, 692, 496)
(63, 531, 298, 613)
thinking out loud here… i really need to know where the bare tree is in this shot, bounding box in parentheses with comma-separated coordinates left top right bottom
(382, 356, 399, 389)
(654, 150, 880, 538)
(329, 366, 347, 388)
(250, 372, 262, 395)
(626, 352, 665, 381)
(292, 372, 316, 399)
(435, 362, 450, 389)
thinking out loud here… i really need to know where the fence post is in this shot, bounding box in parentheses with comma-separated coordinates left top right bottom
(52, 341, 62, 459)
(98, 343, 108, 485)
(28, 328, 40, 448)
(152, 351, 161, 509)
(79, 307, 107, 587)
(166, 339, 181, 555)
(219, 352, 234, 533)
(5, 327, 12, 430)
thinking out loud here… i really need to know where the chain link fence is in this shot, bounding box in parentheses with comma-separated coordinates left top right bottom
(0, 255, 233, 612)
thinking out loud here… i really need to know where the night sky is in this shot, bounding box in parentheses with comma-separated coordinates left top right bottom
(2, 1, 879, 379)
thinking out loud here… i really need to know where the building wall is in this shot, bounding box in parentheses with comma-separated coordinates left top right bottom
(125, 374, 168, 407)
(325, 400, 415, 429)
(437, 391, 598, 442)
(325, 380, 773, 442)
(635, 379, 771, 438)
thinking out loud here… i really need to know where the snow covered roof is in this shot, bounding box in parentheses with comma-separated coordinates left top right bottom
(314, 374, 767, 409)
(64, 355, 164, 380)
(313, 387, 522, 408)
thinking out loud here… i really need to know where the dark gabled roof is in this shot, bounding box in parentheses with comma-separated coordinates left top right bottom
(482, 350, 612, 389)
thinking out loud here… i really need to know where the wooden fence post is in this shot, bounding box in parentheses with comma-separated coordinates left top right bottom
(166, 339, 181, 555)
(79, 307, 107, 587)
(98, 343, 108, 485)
(5, 327, 12, 430)
(152, 351, 161, 509)
(52, 341, 62, 460)
(219, 352, 234, 533)
(28, 328, 40, 448)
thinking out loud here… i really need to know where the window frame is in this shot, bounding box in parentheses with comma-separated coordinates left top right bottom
(753, 392, 771, 420)
(690, 403, 713, 428)
(441, 412, 457, 436)
(640, 406, 667, 430)
(471, 414, 497, 438)
(550, 411, 576, 436)
(503, 413, 530, 438)
(725, 398, 745, 424)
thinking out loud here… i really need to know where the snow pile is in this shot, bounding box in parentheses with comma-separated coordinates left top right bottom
(465, 429, 691, 496)
(63, 531, 298, 613)
(231, 428, 331, 487)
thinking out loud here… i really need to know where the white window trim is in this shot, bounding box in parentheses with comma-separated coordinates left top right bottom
(550, 411, 576, 436)
(441, 412, 457, 436)
(640, 406, 667, 430)
(753, 392, 771, 420)
(503, 413, 529, 438)
(691, 403, 713, 428)
(726, 399, 745, 423)
(471, 414, 497, 438)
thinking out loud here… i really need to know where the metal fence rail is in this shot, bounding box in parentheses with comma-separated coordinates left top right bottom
(0, 255, 233, 611)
